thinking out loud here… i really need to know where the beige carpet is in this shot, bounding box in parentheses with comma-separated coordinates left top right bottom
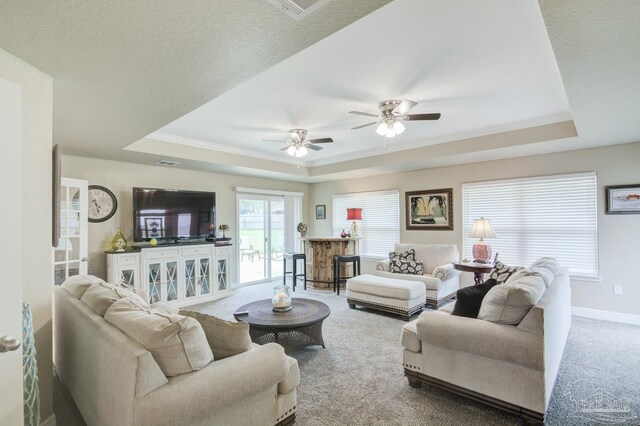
(54, 282, 640, 425)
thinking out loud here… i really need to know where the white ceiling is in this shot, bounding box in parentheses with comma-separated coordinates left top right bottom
(153, 0, 573, 167)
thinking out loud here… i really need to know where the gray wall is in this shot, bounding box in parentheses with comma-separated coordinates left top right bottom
(62, 155, 310, 285)
(309, 142, 640, 316)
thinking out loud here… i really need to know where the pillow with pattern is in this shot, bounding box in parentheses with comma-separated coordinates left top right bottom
(389, 249, 416, 262)
(489, 261, 523, 284)
(390, 259, 424, 275)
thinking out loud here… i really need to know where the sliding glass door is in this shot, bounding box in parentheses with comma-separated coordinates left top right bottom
(238, 195, 285, 285)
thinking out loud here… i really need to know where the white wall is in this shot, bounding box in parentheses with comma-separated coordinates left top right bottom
(62, 155, 310, 284)
(0, 48, 54, 421)
(309, 142, 640, 316)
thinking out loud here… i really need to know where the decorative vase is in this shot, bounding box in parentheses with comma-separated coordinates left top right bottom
(340, 229, 348, 238)
(111, 227, 127, 252)
(472, 241, 492, 263)
(271, 284, 292, 312)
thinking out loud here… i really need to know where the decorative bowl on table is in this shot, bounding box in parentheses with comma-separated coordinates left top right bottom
(272, 285, 292, 312)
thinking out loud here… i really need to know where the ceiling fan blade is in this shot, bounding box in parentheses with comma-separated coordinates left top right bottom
(351, 121, 377, 130)
(307, 137, 333, 144)
(306, 144, 323, 151)
(392, 100, 418, 115)
(279, 146, 291, 151)
(349, 111, 379, 118)
(401, 113, 441, 121)
(262, 139, 288, 143)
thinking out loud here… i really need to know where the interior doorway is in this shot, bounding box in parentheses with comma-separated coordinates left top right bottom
(237, 195, 285, 285)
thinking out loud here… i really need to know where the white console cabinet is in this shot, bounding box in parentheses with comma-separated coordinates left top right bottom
(107, 243, 233, 306)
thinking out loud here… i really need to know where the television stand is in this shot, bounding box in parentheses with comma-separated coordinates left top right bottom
(106, 242, 233, 305)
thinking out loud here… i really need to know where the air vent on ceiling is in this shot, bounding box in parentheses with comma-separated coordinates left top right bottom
(154, 160, 180, 166)
(266, 0, 330, 21)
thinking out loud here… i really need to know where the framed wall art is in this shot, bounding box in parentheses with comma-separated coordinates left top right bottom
(606, 184, 640, 214)
(405, 188, 453, 230)
(316, 204, 326, 220)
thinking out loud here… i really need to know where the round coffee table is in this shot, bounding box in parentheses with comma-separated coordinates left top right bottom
(233, 298, 330, 352)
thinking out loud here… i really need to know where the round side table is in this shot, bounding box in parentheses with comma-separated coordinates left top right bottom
(452, 262, 494, 285)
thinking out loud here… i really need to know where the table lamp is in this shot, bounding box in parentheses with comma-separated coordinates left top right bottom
(346, 208, 362, 237)
(469, 217, 497, 263)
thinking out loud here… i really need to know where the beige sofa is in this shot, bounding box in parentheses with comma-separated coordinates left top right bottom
(375, 243, 461, 308)
(401, 267, 571, 425)
(54, 286, 299, 426)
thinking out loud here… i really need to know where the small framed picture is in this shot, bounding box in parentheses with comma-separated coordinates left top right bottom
(406, 188, 453, 230)
(316, 205, 326, 220)
(606, 184, 640, 214)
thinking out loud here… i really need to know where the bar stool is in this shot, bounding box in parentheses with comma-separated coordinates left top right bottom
(332, 255, 361, 295)
(283, 252, 307, 291)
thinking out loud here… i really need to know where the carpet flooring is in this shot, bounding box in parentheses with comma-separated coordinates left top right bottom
(54, 283, 640, 425)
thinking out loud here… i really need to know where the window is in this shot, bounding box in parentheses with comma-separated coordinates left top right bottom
(332, 190, 400, 258)
(462, 173, 598, 277)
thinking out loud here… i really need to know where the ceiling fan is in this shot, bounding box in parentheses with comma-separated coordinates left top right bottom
(349, 99, 441, 138)
(263, 129, 333, 158)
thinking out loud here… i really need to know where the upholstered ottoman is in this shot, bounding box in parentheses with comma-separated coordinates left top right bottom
(346, 274, 426, 320)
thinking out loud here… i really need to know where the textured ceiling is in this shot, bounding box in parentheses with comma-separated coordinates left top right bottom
(154, 0, 572, 167)
(539, 0, 640, 148)
(0, 0, 390, 158)
(2, 0, 639, 183)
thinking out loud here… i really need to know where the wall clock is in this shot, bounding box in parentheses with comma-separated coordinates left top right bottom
(88, 185, 118, 223)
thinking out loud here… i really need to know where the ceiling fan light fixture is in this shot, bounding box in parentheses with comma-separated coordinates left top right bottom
(375, 122, 388, 136)
(393, 120, 405, 135)
(385, 126, 396, 138)
(287, 144, 308, 158)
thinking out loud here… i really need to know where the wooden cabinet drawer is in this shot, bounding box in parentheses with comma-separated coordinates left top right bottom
(143, 248, 181, 260)
(182, 246, 213, 257)
(215, 248, 229, 257)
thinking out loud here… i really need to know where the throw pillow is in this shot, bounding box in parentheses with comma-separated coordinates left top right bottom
(105, 298, 213, 377)
(80, 282, 149, 316)
(61, 275, 106, 299)
(179, 310, 252, 360)
(80, 283, 122, 316)
(451, 279, 498, 318)
(507, 267, 555, 288)
(489, 261, 523, 284)
(432, 266, 449, 281)
(151, 301, 180, 315)
(390, 259, 424, 275)
(389, 249, 416, 262)
(375, 261, 388, 272)
(478, 274, 547, 325)
(529, 257, 562, 275)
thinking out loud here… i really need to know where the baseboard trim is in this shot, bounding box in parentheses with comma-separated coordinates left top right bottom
(572, 307, 640, 325)
(41, 414, 56, 426)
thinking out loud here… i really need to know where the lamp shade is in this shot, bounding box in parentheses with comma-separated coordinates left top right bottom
(346, 208, 362, 221)
(469, 217, 497, 239)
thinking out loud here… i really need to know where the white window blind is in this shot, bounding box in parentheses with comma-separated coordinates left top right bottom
(332, 190, 400, 258)
(462, 173, 598, 277)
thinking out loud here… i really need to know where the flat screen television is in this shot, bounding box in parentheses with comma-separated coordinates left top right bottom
(133, 188, 215, 242)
